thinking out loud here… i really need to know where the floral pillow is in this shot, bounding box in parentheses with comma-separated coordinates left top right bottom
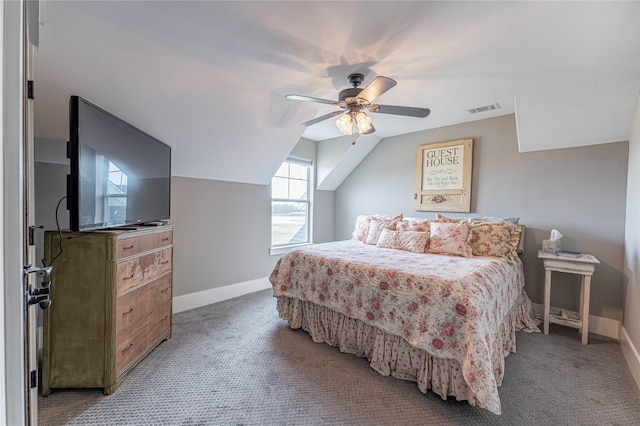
(428, 221, 472, 257)
(434, 213, 460, 223)
(352, 214, 402, 242)
(376, 229, 429, 254)
(352, 215, 372, 242)
(395, 218, 431, 233)
(397, 231, 430, 253)
(469, 221, 522, 259)
(365, 218, 399, 245)
(376, 228, 398, 249)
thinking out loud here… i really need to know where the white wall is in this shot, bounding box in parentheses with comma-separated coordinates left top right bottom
(335, 114, 628, 322)
(622, 91, 640, 386)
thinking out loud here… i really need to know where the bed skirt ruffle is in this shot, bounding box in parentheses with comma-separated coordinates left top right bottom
(275, 292, 539, 415)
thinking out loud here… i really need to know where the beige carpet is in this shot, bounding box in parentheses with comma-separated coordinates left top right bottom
(39, 289, 640, 425)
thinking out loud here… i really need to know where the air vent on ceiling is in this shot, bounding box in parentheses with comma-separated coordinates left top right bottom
(468, 103, 501, 114)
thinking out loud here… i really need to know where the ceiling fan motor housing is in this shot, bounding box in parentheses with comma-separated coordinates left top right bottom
(338, 87, 363, 103)
(339, 73, 367, 107)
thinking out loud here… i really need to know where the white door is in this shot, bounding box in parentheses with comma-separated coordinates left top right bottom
(24, 0, 42, 423)
(2, 0, 28, 424)
(2, 0, 41, 424)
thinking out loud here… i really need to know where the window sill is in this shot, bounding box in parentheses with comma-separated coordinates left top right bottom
(270, 243, 311, 256)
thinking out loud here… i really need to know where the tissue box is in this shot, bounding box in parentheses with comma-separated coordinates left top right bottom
(542, 239, 561, 254)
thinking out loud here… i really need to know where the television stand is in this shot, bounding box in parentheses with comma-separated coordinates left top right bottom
(42, 226, 174, 396)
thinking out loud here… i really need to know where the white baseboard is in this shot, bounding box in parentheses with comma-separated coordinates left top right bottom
(620, 326, 640, 391)
(172, 277, 272, 314)
(531, 302, 621, 340)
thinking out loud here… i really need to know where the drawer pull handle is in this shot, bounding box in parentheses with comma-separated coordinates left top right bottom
(123, 274, 135, 281)
(160, 288, 169, 294)
(122, 342, 134, 354)
(123, 245, 135, 250)
(161, 237, 170, 242)
(122, 307, 134, 316)
(160, 260, 169, 265)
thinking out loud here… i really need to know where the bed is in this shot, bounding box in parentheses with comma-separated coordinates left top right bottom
(269, 215, 539, 415)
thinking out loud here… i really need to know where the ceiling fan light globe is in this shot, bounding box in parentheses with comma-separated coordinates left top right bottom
(361, 123, 376, 135)
(356, 112, 374, 134)
(336, 114, 353, 135)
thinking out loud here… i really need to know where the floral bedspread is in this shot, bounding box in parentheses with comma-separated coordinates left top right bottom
(270, 239, 529, 412)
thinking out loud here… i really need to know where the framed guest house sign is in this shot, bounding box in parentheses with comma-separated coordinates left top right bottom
(414, 139, 473, 212)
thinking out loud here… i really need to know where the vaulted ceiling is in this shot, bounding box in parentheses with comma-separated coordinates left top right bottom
(33, 1, 640, 185)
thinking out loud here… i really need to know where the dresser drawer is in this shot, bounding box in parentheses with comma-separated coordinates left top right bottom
(116, 302, 171, 374)
(117, 230, 173, 258)
(116, 248, 172, 296)
(116, 275, 172, 333)
(147, 302, 172, 344)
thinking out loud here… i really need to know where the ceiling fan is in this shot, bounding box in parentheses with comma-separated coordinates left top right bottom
(286, 73, 430, 139)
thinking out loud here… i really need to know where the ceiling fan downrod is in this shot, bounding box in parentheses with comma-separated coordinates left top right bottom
(347, 73, 364, 88)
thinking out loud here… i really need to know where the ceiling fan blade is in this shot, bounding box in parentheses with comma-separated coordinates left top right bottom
(286, 94, 338, 106)
(300, 110, 344, 126)
(356, 76, 397, 104)
(367, 104, 431, 118)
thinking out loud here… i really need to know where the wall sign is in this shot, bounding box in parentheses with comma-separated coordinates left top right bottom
(414, 139, 473, 212)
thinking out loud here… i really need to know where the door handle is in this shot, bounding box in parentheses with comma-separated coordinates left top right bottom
(24, 265, 53, 310)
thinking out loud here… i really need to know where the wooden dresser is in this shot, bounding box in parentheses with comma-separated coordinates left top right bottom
(42, 226, 173, 395)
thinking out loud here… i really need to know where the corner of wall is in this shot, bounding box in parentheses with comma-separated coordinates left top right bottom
(621, 326, 640, 390)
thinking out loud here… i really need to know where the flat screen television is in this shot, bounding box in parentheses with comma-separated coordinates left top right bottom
(67, 96, 171, 231)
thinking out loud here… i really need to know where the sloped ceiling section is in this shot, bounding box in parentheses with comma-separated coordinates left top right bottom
(34, 1, 639, 186)
(316, 134, 382, 191)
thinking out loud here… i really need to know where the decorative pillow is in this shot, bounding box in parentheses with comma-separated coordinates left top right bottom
(352, 215, 372, 242)
(352, 214, 402, 242)
(365, 218, 398, 245)
(469, 221, 522, 259)
(376, 229, 429, 253)
(434, 213, 462, 223)
(428, 221, 472, 257)
(397, 231, 430, 253)
(376, 228, 398, 249)
(396, 219, 431, 233)
(436, 213, 520, 225)
(471, 216, 520, 225)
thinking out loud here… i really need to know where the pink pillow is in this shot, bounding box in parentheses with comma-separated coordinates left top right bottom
(352, 215, 372, 242)
(353, 214, 402, 242)
(396, 219, 431, 233)
(397, 231, 429, 253)
(376, 228, 398, 249)
(428, 221, 472, 257)
(376, 229, 429, 254)
(365, 219, 397, 245)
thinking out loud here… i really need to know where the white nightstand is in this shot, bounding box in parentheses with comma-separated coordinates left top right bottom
(537, 250, 600, 344)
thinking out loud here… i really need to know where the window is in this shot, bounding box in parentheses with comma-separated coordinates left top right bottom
(104, 159, 128, 223)
(271, 158, 311, 249)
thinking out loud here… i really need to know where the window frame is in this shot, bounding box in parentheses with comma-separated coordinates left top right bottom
(270, 156, 312, 255)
